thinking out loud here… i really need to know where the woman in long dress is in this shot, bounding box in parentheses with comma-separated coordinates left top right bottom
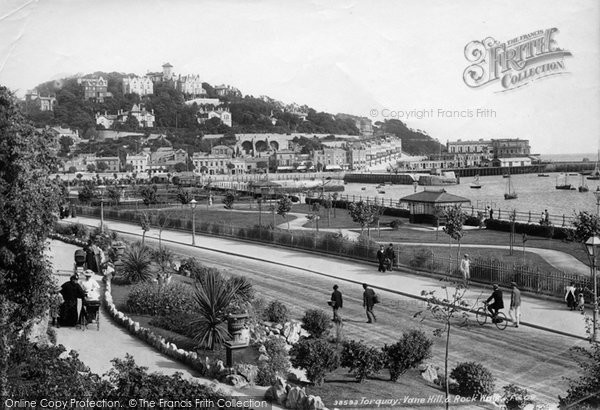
(59, 275, 86, 326)
(565, 282, 577, 310)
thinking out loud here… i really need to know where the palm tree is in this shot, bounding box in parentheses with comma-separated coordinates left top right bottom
(189, 271, 241, 350)
(121, 242, 153, 283)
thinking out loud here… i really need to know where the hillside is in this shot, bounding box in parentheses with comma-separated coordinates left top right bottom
(22, 71, 444, 155)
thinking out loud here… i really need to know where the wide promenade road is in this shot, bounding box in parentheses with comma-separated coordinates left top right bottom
(61, 216, 593, 404)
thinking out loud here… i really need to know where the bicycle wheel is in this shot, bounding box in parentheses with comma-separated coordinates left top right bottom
(494, 312, 508, 330)
(476, 307, 487, 326)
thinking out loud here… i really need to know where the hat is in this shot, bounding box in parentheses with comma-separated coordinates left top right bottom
(510, 282, 517, 287)
(492, 284, 499, 290)
(464, 254, 469, 258)
(84, 270, 94, 277)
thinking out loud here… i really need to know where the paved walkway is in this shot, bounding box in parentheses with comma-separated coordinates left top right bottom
(69, 216, 591, 340)
(48, 240, 273, 402)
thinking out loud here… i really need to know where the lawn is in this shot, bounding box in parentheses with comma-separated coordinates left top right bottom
(302, 368, 497, 410)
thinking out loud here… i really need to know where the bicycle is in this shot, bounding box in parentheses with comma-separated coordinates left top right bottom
(476, 302, 508, 330)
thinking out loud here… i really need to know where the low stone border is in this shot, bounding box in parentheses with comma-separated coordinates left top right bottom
(103, 279, 211, 375)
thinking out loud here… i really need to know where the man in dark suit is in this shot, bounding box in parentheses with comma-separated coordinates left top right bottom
(376, 245, 386, 272)
(486, 284, 504, 319)
(363, 283, 377, 323)
(330, 285, 343, 322)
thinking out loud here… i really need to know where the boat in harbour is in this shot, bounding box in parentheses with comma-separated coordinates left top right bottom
(556, 173, 575, 190)
(504, 175, 517, 200)
(470, 175, 482, 189)
(538, 173, 550, 177)
(579, 174, 589, 192)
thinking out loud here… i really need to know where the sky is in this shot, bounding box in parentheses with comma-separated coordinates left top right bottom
(0, 0, 598, 154)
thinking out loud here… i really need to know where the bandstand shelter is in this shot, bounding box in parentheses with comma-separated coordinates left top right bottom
(400, 189, 471, 223)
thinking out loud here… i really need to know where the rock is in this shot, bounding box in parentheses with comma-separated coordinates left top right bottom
(225, 374, 248, 388)
(133, 323, 140, 332)
(258, 344, 267, 354)
(258, 354, 270, 362)
(271, 328, 280, 335)
(273, 323, 283, 330)
(282, 322, 302, 344)
(235, 363, 258, 385)
(304, 395, 326, 410)
(216, 360, 226, 373)
(264, 376, 288, 405)
(421, 364, 438, 384)
(286, 386, 307, 410)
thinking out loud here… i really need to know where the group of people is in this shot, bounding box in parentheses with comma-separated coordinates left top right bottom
(376, 243, 397, 272)
(328, 281, 522, 328)
(564, 282, 586, 313)
(329, 283, 379, 324)
(53, 241, 106, 328)
(485, 282, 522, 328)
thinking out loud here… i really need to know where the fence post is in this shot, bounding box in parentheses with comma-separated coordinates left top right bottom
(471, 206, 474, 217)
(498, 209, 501, 219)
(562, 215, 566, 227)
(528, 211, 531, 223)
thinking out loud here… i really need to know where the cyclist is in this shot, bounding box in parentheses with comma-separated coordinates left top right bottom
(485, 284, 504, 321)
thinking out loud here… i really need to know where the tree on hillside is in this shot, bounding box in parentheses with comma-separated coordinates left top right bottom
(87, 163, 96, 173)
(0, 86, 62, 397)
(59, 135, 74, 156)
(96, 161, 109, 172)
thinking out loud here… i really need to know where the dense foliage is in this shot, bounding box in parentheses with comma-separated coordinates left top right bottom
(559, 342, 600, 408)
(450, 361, 495, 398)
(126, 282, 194, 316)
(264, 300, 289, 323)
(256, 337, 291, 386)
(0, 87, 63, 396)
(340, 340, 384, 383)
(383, 329, 433, 381)
(301, 309, 331, 338)
(290, 338, 340, 386)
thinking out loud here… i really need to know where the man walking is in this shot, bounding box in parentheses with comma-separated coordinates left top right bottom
(509, 282, 522, 328)
(385, 243, 396, 271)
(459, 254, 470, 287)
(362, 283, 377, 323)
(376, 244, 386, 272)
(330, 285, 343, 322)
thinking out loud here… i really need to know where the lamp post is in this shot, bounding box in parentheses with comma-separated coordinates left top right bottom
(190, 198, 197, 246)
(595, 187, 600, 215)
(585, 235, 600, 343)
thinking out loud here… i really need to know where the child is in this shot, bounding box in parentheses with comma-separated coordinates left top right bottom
(577, 293, 585, 314)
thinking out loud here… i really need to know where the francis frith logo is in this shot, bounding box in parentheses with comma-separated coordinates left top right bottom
(463, 28, 572, 91)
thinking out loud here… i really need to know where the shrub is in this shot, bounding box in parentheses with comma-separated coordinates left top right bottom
(390, 219, 403, 230)
(450, 361, 495, 398)
(290, 338, 340, 386)
(265, 300, 288, 323)
(69, 223, 89, 239)
(383, 329, 433, 381)
(502, 384, 534, 409)
(340, 340, 384, 383)
(126, 282, 195, 316)
(301, 309, 331, 338)
(121, 242, 154, 283)
(149, 312, 196, 338)
(256, 336, 291, 386)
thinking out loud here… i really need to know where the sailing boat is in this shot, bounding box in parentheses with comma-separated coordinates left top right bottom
(504, 175, 517, 200)
(579, 174, 589, 192)
(470, 174, 482, 189)
(587, 151, 600, 180)
(556, 173, 575, 190)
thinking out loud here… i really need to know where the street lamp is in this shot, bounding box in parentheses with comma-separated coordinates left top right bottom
(585, 235, 600, 342)
(190, 198, 197, 246)
(594, 187, 600, 215)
